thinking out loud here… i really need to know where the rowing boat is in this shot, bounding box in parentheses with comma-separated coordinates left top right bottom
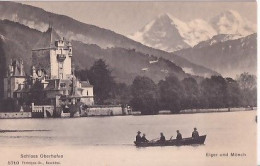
(134, 135, 206, 147)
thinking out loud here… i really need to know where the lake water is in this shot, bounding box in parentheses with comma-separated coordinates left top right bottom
(0, 111, 257, 166)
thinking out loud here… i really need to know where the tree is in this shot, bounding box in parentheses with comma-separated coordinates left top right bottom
(87, 59, 115, 104)
(130, 76, 159, 115)
(27, 79, 46, 105)
(158, 75, 184, 113)
(225, 77, 241, 108)
(0, 98, 20, 112)
(0, 40, 6, 99)
(75, 68, 89, 82)
(200, 76, 227, 108)
(237, 73, 257, 107)
(109, 82, 132, 105)
(182, 77, 200, 109)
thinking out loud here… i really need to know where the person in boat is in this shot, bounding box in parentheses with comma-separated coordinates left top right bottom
(176, 130, 182, 140)
(192, 128, 199, 138)
(141, 133, 149, 142)
(159, 132, 166, 142)
(136, 131, 142, 143)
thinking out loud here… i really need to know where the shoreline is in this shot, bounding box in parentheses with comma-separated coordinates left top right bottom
(0, 107, 256, 119)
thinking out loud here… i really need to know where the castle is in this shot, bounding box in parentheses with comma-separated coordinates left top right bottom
(3, 27, 94, 108)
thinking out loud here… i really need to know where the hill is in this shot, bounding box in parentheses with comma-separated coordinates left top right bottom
(0, 20, 189, 85)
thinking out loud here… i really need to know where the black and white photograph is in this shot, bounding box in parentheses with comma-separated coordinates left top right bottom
(0, 1, 257, 166)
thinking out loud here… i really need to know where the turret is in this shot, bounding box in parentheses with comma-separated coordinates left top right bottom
(68, 41, 72, 57)
(20, 59, 25, 76)
(9, 64, 14, 76)
(31, 66, 37, 83)
(9, 59, 14, 76)
(32, 66, 36, 77)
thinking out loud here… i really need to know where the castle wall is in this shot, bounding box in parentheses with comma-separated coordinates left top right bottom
(50, 49, 59, 79)
(80, 86, 94, 105)
(81, 105, 123, 116)
(62, 50, 72, 79)
(31, 103, 55, 118)
(81, 97, 94, 106)
(0, 112, 31, 119)
(82, 87, 94, 97)
(50, 48, 72, 79)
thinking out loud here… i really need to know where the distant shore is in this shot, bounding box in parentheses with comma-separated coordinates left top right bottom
(132, 107, 257, 115)
(180, 107, 257, 114)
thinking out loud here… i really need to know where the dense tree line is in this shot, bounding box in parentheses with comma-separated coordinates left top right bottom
(0, 59, 256, 114)
(76, 59, 257, 115)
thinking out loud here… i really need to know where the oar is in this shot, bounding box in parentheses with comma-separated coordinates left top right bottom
(169, 136, 173, 140)
(149, 138, 159, 142)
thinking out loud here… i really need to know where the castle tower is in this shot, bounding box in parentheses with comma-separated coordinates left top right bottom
(51, 37, 72, 79)
(32, 27, 72, 80)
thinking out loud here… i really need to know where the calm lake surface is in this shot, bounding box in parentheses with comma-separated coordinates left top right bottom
(0, 111, 257, 166)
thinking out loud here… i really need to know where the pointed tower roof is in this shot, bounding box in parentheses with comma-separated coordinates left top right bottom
(32, 27, 61, 51)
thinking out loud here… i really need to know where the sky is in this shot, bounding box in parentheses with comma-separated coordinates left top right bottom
(22, 1, 257, 36)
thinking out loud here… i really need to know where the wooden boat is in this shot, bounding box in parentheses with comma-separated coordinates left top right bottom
(134, 135, 206, 147)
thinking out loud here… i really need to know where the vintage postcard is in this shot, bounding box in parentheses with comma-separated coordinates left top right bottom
(0, 1, 257, 166)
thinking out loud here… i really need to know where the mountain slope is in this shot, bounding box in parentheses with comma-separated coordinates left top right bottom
(72, 41, 187, 83)
(0, 20, 190, 85)
(194, 34, 243, 48)
(0, 2, 217, 77)
(174, 33, 257, 77)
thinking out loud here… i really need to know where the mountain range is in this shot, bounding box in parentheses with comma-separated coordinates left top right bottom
(0, 1, 256, 86)
(128, 11, 256, 52)
(174, 33, 257, 78)
(0, 1, 218, 83)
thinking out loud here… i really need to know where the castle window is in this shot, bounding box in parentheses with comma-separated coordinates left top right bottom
(59, 73, 63, 79)
(58, 62, 64, 79)
(59, 62, 63, 70)
(60, 83, 66, 88)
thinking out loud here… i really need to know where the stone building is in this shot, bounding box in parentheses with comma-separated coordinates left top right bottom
(3, 27, 94, 107)
(3, 59, 26, 98)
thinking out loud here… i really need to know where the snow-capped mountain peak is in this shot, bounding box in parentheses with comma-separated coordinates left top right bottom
(128, 13, 216, 52)
(210, 10, 256, 36)
(128, 10, 256, 52)
(128, 13, 190, 52)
